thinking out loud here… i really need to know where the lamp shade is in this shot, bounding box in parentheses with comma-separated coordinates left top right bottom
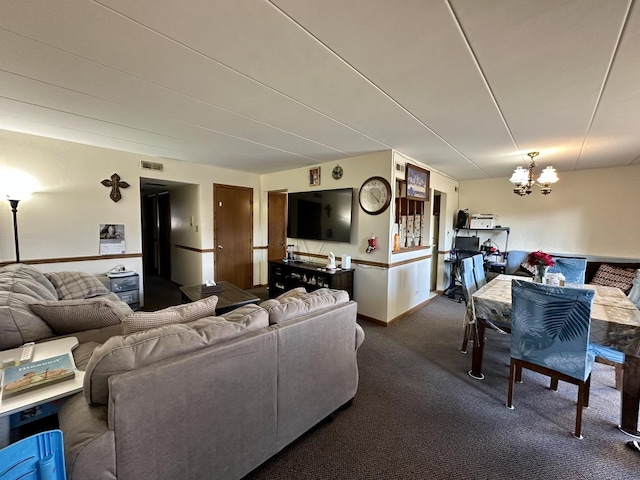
(0, 169, 38, 200)
(509, 166, 528, 185)
(538, 166, 559, 185)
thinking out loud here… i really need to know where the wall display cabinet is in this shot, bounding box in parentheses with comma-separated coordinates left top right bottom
(393, 179, 428, 251)
(268, 260, 354, 299)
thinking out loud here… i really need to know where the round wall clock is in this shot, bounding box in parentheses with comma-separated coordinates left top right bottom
(332, 165, 343, 180)
(359, 176, 392, 215)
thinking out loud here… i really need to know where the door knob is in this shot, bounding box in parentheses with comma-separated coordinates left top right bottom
(217, 245, 223, 249)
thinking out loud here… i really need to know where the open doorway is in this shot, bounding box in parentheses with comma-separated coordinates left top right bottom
(142, 191, 171, 279)
(431, 191, 441, 292)
(140, 177, 197, 310)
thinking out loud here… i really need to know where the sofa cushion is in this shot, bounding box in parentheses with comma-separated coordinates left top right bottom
(44, 271, 111, 300)
(29, 298, 126, 335)
(0, 264, 57, 349)
(261, 288, 349, 325)
(121, 295, 219, 334)
(590, 264, 637, 294)
(84, 304, 268, 405)
(259, 287, 307, 311)
(276, 287, 307, 300)
(628, 270, 640, 309)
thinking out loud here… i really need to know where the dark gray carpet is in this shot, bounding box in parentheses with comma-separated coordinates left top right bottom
(141, 275, 183, 311)
(244, 295, 639, 480)
(142, 277, 269, 311)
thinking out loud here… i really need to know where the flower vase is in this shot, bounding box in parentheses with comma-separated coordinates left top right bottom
(534, 265, 549, 284)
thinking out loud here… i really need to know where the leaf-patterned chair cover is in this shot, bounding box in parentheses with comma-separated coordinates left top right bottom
(548, 256, 588, 284)
(511, 279, 595, 380)
(508, 279, 596, 438)
(460, 256, 478, 353)
(471, 254, 487, 288)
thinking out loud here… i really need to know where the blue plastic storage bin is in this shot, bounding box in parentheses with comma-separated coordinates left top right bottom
(0, 429, 66, 480)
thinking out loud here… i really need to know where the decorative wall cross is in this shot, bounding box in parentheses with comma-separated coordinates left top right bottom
(101, 173, 130, 203)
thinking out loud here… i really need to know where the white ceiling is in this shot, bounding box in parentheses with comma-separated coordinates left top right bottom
(1, 0, 639, 180)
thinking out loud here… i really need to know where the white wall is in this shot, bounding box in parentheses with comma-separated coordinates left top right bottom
(0, 130, 261, 301)
(262, 150, 460, 323)
(458, 165, 640, 258)
(0, 129, 462, 323)
(0, 131, 145, 286)
(261, 150, 394, 262)
(261, 151, 396, 321)
(168, 184, 203, 285)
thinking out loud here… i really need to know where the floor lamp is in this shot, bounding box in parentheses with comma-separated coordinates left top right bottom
(2, 169, 36, 264)
(8, 198, 21, 262)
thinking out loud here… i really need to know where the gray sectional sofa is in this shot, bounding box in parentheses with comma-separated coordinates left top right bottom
(0, 263, 364, 480)
(0, 263, 132, 352)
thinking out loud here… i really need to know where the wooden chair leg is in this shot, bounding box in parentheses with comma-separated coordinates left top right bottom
(507, 359, 516, 409)
(515, 364, 523, 383)
(583, 374, 591, 408)
(461, 323, 471, 353)
(575, 382, 586, 438)
(615, 364, 624, 391)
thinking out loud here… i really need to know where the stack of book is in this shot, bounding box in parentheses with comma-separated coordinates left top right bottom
(1, 354, 75, 399)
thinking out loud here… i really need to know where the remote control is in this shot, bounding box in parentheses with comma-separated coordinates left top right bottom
(19, 342, 35, 363)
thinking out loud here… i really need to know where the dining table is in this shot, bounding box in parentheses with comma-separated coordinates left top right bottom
(466, 274, 640, 437)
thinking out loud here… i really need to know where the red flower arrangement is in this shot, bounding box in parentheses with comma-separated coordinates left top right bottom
(527, 250, 555, 267)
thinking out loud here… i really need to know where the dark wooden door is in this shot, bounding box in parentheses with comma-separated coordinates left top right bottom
(142, 195, 157, 275)
(157, 192, 171, 279)
(214, 184, 253, 289)
(268, 192, 287, 261)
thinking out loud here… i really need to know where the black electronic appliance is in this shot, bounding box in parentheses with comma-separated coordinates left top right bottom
(287, 188, 353, 243)
(454, 236, 480, 253)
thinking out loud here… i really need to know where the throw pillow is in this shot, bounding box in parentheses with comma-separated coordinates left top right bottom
(122, 295, 219, 334)
(29, 298, 126, 335)
(259, 287, 307, 310)
(263, 288, 350, 325)
(627, 269, 640, 309)
(276, 287, 307, 300)
(44, 271, 110, 300)
(84, 305, 269, 405)
(519, 262, 536, 276)
(590, 264, 637, 294)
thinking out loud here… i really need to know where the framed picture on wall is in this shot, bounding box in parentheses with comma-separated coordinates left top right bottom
(406, 163, 429, 201)
(309, 167, 321, 186)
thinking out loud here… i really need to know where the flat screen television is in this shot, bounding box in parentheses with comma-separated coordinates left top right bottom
(287, 188, 353, 243)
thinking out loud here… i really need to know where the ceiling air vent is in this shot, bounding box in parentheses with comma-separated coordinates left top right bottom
(140, 160, 164, 171)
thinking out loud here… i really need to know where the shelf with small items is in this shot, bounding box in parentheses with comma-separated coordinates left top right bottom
(268, 260, 354, 299)
(392, 179, 429, 252)
(454, 227, 511, 271)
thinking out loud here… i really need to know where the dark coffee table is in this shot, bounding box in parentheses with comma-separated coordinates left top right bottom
(179, 281, 260, 314)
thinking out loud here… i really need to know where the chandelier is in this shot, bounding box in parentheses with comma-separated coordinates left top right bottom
(509, 151, 559, 196)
